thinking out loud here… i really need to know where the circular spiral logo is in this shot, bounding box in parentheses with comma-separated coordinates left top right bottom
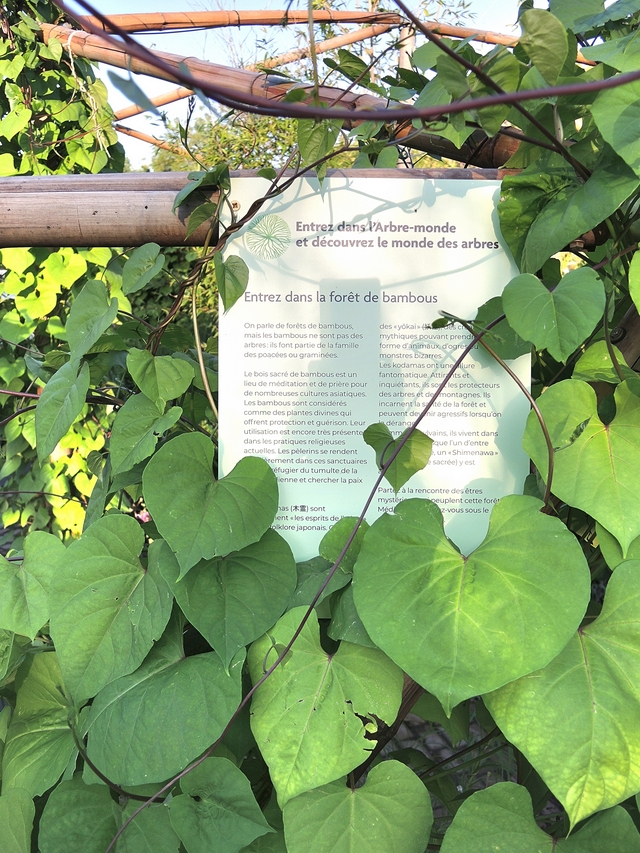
(245, 214, 291, 260)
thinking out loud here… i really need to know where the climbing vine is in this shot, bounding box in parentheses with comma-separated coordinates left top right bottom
(4, 1, 640, 852)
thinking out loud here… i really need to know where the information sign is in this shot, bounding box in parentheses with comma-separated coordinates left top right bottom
(219, 174, 530, 559)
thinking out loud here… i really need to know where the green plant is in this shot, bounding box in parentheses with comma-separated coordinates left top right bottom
(6, 1, 640, 851)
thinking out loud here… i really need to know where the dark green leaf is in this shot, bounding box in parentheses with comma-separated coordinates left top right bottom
(288, 557, 351, 609)
(85, 610, 243, 786)
(169, 757, 273, 853)
(66, 279, 119, 360)
(2, 652, 75, 797)
(521, 150, 639, 273)
(472, 297, 530, 360)
(109, 394, 182, 476)
(215, 253, 250, 312)
(186, 201, 217, 238)
(39, 774, 116, 853)
(319, 517, 369, 573)
(159, 530, 296, 670)
(122, 243, 166, 295)
(143, 433, 278, 577)
(35, 359, 90, 462)
(49, 514, 173, 702)
(0, 788, 34, 853)
(0, 531, 65, 638)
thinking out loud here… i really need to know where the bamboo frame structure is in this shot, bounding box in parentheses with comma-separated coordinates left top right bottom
(42, 23, 522, 169)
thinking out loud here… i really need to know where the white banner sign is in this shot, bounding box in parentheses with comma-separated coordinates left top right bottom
(219, 175, 530, 560)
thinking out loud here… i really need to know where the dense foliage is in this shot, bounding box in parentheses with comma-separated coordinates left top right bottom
(4, 0, 640, 851)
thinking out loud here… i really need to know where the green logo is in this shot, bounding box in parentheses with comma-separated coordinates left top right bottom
(245, 214, 291, 260)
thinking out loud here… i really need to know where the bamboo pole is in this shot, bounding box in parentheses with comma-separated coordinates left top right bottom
(0, 173, 218, 248)
(0, 169, 507, 249)
(111, 23, 397, 123)
(42, 23, 522, 168)
(113, 124, 188, 156)
(113, 86, 194, 120)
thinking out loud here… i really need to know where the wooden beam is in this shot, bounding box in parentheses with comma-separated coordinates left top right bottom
(0, 173, 219, 248)
(0, 169, 505, 248)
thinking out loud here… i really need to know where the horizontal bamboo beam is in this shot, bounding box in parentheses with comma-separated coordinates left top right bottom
(0, 169, 506, 248)
(0, 173, 218, 248)
(41, 24, 522, 169)
(80, 10, 407, 32)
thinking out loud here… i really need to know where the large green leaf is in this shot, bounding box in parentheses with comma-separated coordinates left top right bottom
(549, 0, 603, 29)
(572, 341, 635, 384)
(215, 254, 250, 312)
(66, 280, 119, 360)
(440, 782, 640, 852)
(168, 757, 273, 853)
(502, 268, 605, 362)
(520, 151, 639, 273)
(487, 560, 640, 826)
(109, 394, 182, 476)
(126, 349, 195, 406)
(118, 798, 182, 853)
(319, 517, 370, 573)
(519, 10, 568, 84)
(35, 359, 90, 462)
(248, 608, 404, 805)
(592, 80, 640, 178)
(49, 515, 173, 703)
(0, 531, 65, 638)
(472, 296, 530, 360)
(498, 161, 577, 268)
(576, 0, 640, 30)
(363, 423, 432, 492)
(353, 495, 590, 714)
(523, 379, 640, 555)
(160, 530, 296, 670)
(85, 611, 243, 785)
(39, 775, 116, 853)
(2, 652, 75, 797)
(582, 31, 640, 72)
(0, 788, 34, 853)
(122, 243, 165, 295)
(143, 433, 278, 577)
(283, 761, 432, 853)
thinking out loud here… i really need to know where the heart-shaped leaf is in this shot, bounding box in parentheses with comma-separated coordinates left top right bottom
(502, 268, 605, 363)
(0, 788, 34, 853)
(49, 514, 173, 703)
(36, 359, 90, 462)
(572, 341, 635, 384)
(126, 349, 194, 406)
(519, 10, 568, 85)
(39, 775, 117, 853)
(248, 608, 404, 806)
(168, 757, 273, 853)
(440, 782, 640, 853)
(85, 610, 243, 786)
(353, 495, 590, 713)
(143, 433, 278, 576)
(486, 560, 640, 827)
(122, 243, 165, 295)
(2, 653, 75, 798)
(319, 517, 369, 573)
(363, 424, 433, 492)
(66, 280, 119, 360)
(160, 530, 296, 670)
(0, 531, 65, 639)
(215, 254, 249, 312)
(283, 761, 433, 853)
(109, 393, 182, 476)
(523, 378, 640, 555)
